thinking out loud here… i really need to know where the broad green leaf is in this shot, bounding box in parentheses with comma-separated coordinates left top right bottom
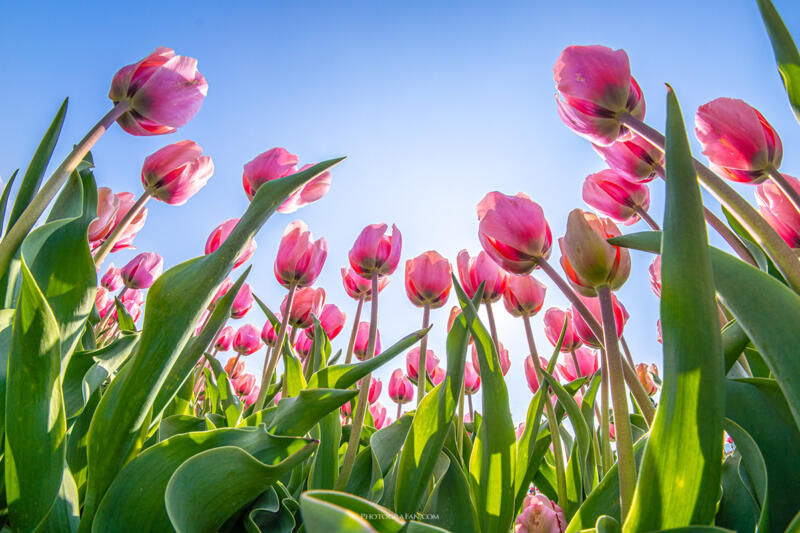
(157, 414, 206, 441)
(269, 388, 358, 436)
(308, 408, 342, 490)
(371, 413, 413, 476)
(165, 444, 316, 533)
(300, 490, 405, 533)
(624, 89, 724, 531)
(757, 0, 800, 123)
(0, 309, 16, 435)
(66, 389, 100, 501)
(0, 170, 18, 237)
(81, 158, 343, 527)
(716, 453, 759, 532)
(242, 485, 297, 533)
(423, 448, 479, 533)
(344, 446, 384, 502)
(283, 347, 306, 398)
(41, 467, 80, 533)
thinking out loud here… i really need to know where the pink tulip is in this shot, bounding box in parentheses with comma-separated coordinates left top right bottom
(341, 267, 389, 302)
(430, 366, 446, 386)
(294, 329, 313, 359)
(282, 286, 325, 329)
(230, 282, 254, 319)
(95, 287, 114, 318)
(405, 251, 452, 308)
(244, 386, 260, 407)
(543, 308, 583, 352)
(121, 288, 144, 306)
(503, 275, 547, 317)
(524, 356, 543, 394)
(457, 250, 508, 303)
(310, 304, 346, 340)
(477, 192, 553, 274)
(89, 187, 120, 243)
(406, 348, 440, 382)
(554, 45, 645, 146)
(234, 373, 256, 396)
(141, 140, 213, 205)
(107, 192, 148, 252)
(582, 169, 651, 225)
(341, 401, 352, 417)
(695, 97, 782, 183)
(571, 293, 628, 348)
(649, 256, 662, 298)
(368, 377, 382, 404)
(388, 369, 414, 405)
(515, 493, 567, 533)
(756, 175, 800, 247)
(348, 224, 402, 278)
(275, 162, 332, 214)
(354, 322, 381, 361)
(656, 319, 663, 345)
(609, 422, 616, 441)
(463, 360, 481, 394)
(215, 326, 235, 352)
(120, 252, 163, 290)
(636, 363, 658, 396)
(557, 347, 598, 381)
(515, 422, 526, 440)
(210, 278, 234, 310)
(224, 356, 244, 379)
(472, 342, 510, 376)
(205, 218, 257, 269)
(241, 147, 298, 201)
(592, 135, 664, 183)
(101, 263, 124, 291)
(109, 47, 207, 136)
(274, 220, 327, 288)
(233, 323, 263, 355)
(261, 316, 281, 348)
(369, 402, 389, 429)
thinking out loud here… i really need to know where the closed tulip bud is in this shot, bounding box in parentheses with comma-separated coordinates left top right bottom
(349, 223, 402, 278)
(515, 494, 567, 533)
(276, 163, 332, 214)
(95, 287, 115, 318)
(89, 187, 120, 243)
(649, 256, 662, 298)
(274, 220, 327, 288)
(205, 218, 257, 269)
(592, 135, 664, 183)
(341, 400, 352, 417)
(120, 252, 163, 290)
(294, 330, 313, 359)
(472, 342, 510, 376)
(582, 169, 651, 225)
(457, 250, 508, 303)
(557, 347, 598, 381)
(430, 366, 446, 386)
(108, 192, 148, 252)
(571, 293, 628, 348)
(101, 263, 124, 291)
(554, 45, 645, 146)
(224, 356, 244, 379)
(756, 175, 800, 247)
(477, 192, 553, 274)
(234, 373, 256, 397)
(109, 47, 207, 136)
(233, 324, 263, 355)
(310, 304, 346, 340)
(353, 322, 381, 361)
(368, 377, 382, 404)
(503, 275, 547, 317)
(210, 278, 233, 310)
(543, 308, 583, 352)
(141, 140, 213, 205)
(230, 282, 254, 319)
(636, 363, 658, 396)
(242, 147, 298, 201)
(341, 267, 389, 302)
(261, 316, 281, 347)
(215, 326, 235, 352)
(560, 209, 630, 296)
(405, 251, 453, 308)
(388, 369, 414, 405)
(369, 402, 389, 429)
(695, 97, 782, 183)
(463, 360, 481, 394)
(283, 286, 325, 329)
(406, 347, 440, 382)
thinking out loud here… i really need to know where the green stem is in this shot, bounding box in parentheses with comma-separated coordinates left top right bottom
(484, 300, 501, 351)
(93, 190, 150, 267)
(457, 382, 465, 456)
(600, 348, 613, 474)
(254, 283, 296, 411)
(344, 296, 365, 364)
(416, 304, 431, 407)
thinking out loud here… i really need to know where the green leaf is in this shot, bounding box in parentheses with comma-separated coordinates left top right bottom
(0, 308, 16, 436)
(81, 158, 343, 527)
(757, 0, 800, 123)
(308, 408, 342, 490)
(112, 297, 136, 332)
(269, 388, 358, 436)
(300, 490, 405, 533)
(242, 485, 297, 533)
(0, 170, 18, 237)
(344, 446, 384, 502)
(165, 443, 316, 533)
(716, 453, 759, 533)
(423, 448, 480, 533)
(157, 414, 206, 441)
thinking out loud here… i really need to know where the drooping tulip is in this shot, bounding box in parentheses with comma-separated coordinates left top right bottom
(232, 323, 263, 355)
(261, 316, 280, 348)
(274, 162, 332, 214)
(89, 187, 120, 243)
(120, 252, 163, 290)
(406, 348, 440, 382)
(476, 192, 553, 274)
(472, 342, 511, 376)
(649, 256, 662, 298)
(109, 47, 208, 136)
(368, 377, 383, 404)
(695, 97, 782, 184)
(274, 220, 327, 288)
(463, 360, 481, 395)
(341, 267, 389, 302)
(582, 169, 651, 225)
(283, 286, 325, 329)
(348, 224, 402, 278)
(560, 209, 631, 296)
(572, 294, 628, 348)
(554, 45, 645, 146)
(388, 369, 414, 405)
(456, 250, 508, 303)
(405, 251, 453, 308)
(242, 147, 298, 201)
(543, 308, 583, 352)
(141, 140, 214, 205)
(503, 275, 547, 317)
(294, 330, 313, 359)
(636, 363, 658, 396)
(592, 135, 664, 183)
(215, 325, 234, 352)
(205, 218, 257, 269)
(224, 357, 245, 379)
(101, 263, 124, 291)
(756, 175, 800, 247)
(369, 402, 390, 429)
(108, 191, 148, 252)
(354, 322, 381, 361)
(514, 493, 567, 533)
(310, 304, 346, 340)
(557, 347, 599, 381)
(230, 282, 254, 319)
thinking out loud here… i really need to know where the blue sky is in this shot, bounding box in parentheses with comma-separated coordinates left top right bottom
(2, 0, 799, 422)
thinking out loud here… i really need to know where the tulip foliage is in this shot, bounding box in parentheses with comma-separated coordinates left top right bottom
(2, 2, 800, 532)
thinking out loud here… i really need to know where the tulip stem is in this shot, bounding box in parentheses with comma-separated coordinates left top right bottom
(523, 315, 568, 509)
(484, 301, 501, 352)
(619, 335, 636, 368)
(597, 285, 635, 519)
(396, 403, 402, 421)
(767, 166, 800, 216)
(416, 304, 431, 407)
(467, 393, 474, 423)
(93, 191, 150, 267)
(255, 283, 296, 411)
(230, 353, 242, 374)
(336, 274, 380, 491)
(457, 383, 465, 455)
(635, 207, 660, 231)
(0, 101, 130, 279)
(344, 297, 365, 364)
(622, 113, 800, 291)
(599, 348, 613, 475)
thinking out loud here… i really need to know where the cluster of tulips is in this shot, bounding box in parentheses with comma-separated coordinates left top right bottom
(2, 1, 800, 532)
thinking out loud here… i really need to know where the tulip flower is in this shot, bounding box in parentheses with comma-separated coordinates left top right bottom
(592, 134, 664, 183)
(572, 293, 628, 348)
(244, 386, 259, 408)
(471, 342, 510, 376)
(234, 373, 256, 397)
(515, 423, 526, 440)
(95, 287, 114, 319)
(205, 218, 257, 269)
(354, 322, 381, 361)
(559, 209, 631, 297)
(243, 149, 330, 211)
(121, 288, 144, 306)
(649, 256, 662, 298)
(503, 275, 546, 317)
(341, 401, 352, 418)
(557, 347, 598, 381)
(457, 250, 507, 303)
(120, 252, 163, 290)
(514, 494, 567, 533)
(106, 191, 148, 252)
(209, 278, 234, 310)
(308, 303, 346, 341)
(274, 220, 327, 288)
(268, 161, 332, 214)
(294, 330, 313, 359)
(101, 263, 124, 291)
(230, 282, 254, 319)
(388, 369, 414, 408)
(756, 175, 800, 248)
(369, 402, 390, 429)
(554, 45, 645, 146)
(524, 355, 552, 395)
(341, 267, 389, 302)
(636, 363, 658, 396)
(261, 316, 280, 348)
(349, 223, 402, 278)
(215, 326, 234, 352)
(405, 251, 452, 308)
(463, 360, 481, 394)
(141, 140, 213, 204)
(232, 324, 263, 356)
(430, 366, 446, 386)
(109, 47, 207, 136)
(477, 191, 553, 274)
(89, 187, 120, 244)
(582, 169, 654, 227)
(367, 377, 382, 404)
(283, 286, 325, 329)
(406, 347, 440, 382)
(543, 308, 583, 352)
(224, 356, 244, 379)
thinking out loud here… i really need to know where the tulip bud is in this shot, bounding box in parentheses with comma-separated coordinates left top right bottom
(341, 267, 389, 302)
(294, 330, 313, 359)
(649, 256, 662, 298)
(515, 493, 567, 533)
(261, 316, 281, 348)
(232, 324, 263, 355)
(503, 275, 546, 317)
(543, 307, 583, 352)
(405, 251, 453, 308)
(141, 140, 213, 205)
(369, 402, 389, 429)
(224, 356, 244, 379)
(582, 169, 651, 225)
(353, 322, 381, 361)
(274, 220, 327, 288)
(463, 360, 481, 395)
(310, 304, 346, 340)
(215, 326, 234, 352)
(109, 47, 207, 136)
(636, 363, 658, 396)
(349, 223, 402, 278)
(101, 263, 124, 291)
(388, 369, 414, 405)
(367, 377, 382, 404)
(472, 342, 510, 376)
(571, 293, 628, 348)
(120, 252, 163, 290)
(89, 187, 120, 243)
(457, 250, 508, 303)
(406, 347, 440, 382)
(283, 286, 325, 329)
(592, 135, 664, 183)
(242, 147, 298, 201)
(230, 282, 254, 319)
(756, 174, 800, 247)
(205, 218, 257, 269)
(341, 400, 352, 417)
(557, 347, 598, 381)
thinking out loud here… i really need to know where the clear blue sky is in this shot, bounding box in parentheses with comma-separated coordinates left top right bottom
(2, 0, 799, 422)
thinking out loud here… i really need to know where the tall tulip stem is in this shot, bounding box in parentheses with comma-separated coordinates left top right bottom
(767, 166, 800, 216)
(255, 283, 296, 411)
(416, 304, 431, 407)
(635, 207, 660, 231)
(599, 348, 613, 474)
(344, 296, 365, 364)
(93, 190, 150, 267)
(484, 301, 501, 352)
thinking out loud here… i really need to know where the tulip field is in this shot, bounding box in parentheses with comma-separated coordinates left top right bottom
(3, 1, 800, 532)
